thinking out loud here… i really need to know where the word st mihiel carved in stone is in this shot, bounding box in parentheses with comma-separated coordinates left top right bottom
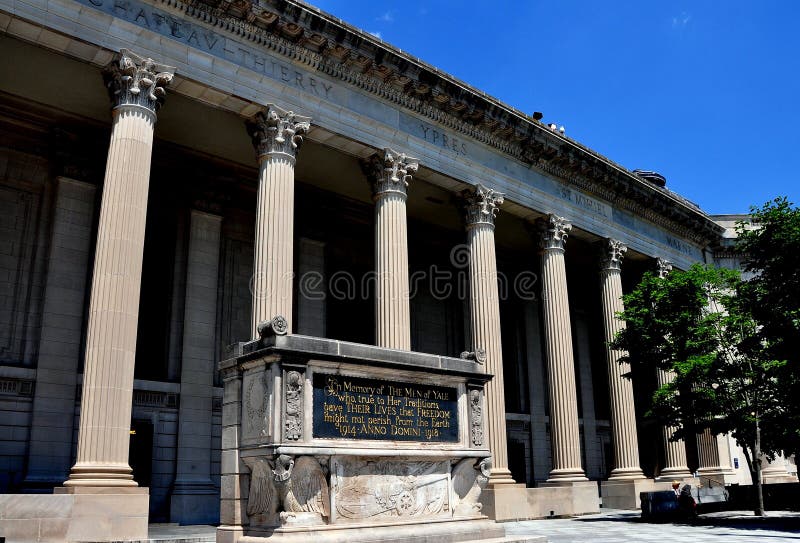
(312, 373, 458, 442)
(558, 187, 611, 219)
(77, 0, 335, 99)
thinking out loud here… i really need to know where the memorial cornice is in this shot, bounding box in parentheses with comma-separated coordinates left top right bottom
(157, 0, 723, 246)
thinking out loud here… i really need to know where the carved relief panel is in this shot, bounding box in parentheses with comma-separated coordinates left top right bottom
(467, 386, 484, 448)
(241, 367, 274, 443)
(283, 368, 305, 441)
(329, 456, 451, 523)
(244, 454, 330, 528)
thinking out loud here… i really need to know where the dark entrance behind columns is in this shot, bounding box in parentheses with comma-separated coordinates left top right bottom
(129, 418, 154, 489)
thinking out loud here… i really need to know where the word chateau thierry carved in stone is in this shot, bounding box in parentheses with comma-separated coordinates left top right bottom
(219, 322, 506, 542)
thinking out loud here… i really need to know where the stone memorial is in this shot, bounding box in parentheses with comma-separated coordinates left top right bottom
(217, 317, 542, 543)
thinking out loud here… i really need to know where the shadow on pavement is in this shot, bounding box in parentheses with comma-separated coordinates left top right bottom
(573, 511, 800, 534)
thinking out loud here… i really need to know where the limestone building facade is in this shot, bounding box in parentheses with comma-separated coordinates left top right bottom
(0, 0, 791, 530)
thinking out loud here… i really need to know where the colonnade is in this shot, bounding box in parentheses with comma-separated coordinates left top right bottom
(64, 48, 738, 501)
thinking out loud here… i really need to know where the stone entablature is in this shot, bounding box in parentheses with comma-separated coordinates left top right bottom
(151, 0, 721, 246)
(1, 0, 721, 266)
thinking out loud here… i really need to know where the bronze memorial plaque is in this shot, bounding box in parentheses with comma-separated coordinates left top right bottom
(312, 373, 459, 442)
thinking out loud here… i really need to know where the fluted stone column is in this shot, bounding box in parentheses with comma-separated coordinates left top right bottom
(464, 184, 514, 485)
(539, 214, 587, 482)
(65, 50, 174, 488)
(599, 239, 645, 480)
(653, 258, 692, 481)
(246, 105, 310, 338)
(364, 149, 418, 350)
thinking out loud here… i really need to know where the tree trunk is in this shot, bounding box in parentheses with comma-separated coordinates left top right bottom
(754, 421, 765, 516)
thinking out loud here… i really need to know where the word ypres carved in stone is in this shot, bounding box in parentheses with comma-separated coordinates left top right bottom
(77, 0, 335, 99)
(312, 374, 458, 442)
(419, 123, 468, 156)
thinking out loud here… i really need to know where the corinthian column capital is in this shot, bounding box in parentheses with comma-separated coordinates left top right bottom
(539, 214, 572, 251)
(656, 257, 673, 278)
(247, 104, 311, 161)
(363, 148, 419, 199)
(600, 238, 627, 272)
(104, 49, 175, 116)
(463, 184, 504, 228)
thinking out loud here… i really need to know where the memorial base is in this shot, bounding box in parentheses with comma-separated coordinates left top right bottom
(220, 518, 545, 543)
(480, 481, 599, 520)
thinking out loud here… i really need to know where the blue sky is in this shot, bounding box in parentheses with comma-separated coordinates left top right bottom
(311, 1, 799, 214)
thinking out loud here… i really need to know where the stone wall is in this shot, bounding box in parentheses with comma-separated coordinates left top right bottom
(0, 370, 33, 492)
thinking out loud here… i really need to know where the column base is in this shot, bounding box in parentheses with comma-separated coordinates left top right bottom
(0, 486, 151, 542)
(655, 466, 692, 481)
(480, 481, 600, 520)
(487, 466, 517, 486)
(64, 463, 137, 487)
(697, 467, 739, 486)
(171, 481, 220, 524)
(607, 466, 646, 481)
(600, 478, 673, 510)
(546, 467, 588, 483)
(761, 466, 799, 484)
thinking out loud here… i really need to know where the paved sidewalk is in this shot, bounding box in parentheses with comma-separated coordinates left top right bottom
(145, 511, 800, 542)
(505, 510, 800, 543)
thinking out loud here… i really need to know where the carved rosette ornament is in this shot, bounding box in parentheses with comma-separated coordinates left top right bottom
(363, 148, 419, 199)
(656, 257, 673, 279)
(104, 49, 175, 116)
(284, 370, 303, 441)
(468, 389, 484, 447)
(247, 104, 311, 161)
(600, 239, 627, 272)
(540, 214, 572, 252)
(257, 315, 289, 338)
(459, 349, 486, 365)
(463, 184, 504, 228)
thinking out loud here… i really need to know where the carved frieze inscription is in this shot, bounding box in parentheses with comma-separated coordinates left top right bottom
(76, 0, 335, 99)
(313, 373, 458, 442)
(398, 114, 471, 159)
(330, 457, 450, 522)
(558, 186, 611, 219)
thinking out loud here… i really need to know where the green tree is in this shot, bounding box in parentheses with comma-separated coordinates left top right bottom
(611, 264, 784, 515)
(736, 197, 800, 459)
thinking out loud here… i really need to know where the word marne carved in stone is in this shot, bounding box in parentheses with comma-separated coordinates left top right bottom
(312, 373, 459, 442)
(79, 0, 334, 99)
